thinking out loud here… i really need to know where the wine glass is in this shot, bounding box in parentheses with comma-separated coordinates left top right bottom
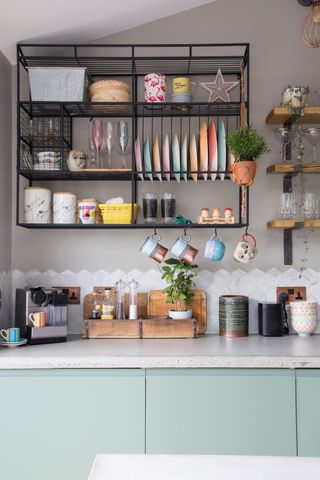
(304, 127, 320, 164)
(274, 127, 295, 164)
(118, 121, 129, 168)
(92, 119, 105, 168)
(105, 121, 113, 168)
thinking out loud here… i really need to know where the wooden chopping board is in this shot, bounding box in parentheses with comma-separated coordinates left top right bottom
(148, 290, 207, 334)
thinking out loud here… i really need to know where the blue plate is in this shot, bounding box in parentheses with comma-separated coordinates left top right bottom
(143, 137, 153, 182)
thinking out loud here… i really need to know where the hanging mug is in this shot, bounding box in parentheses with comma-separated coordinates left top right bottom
(204, 233, 225, 262)
(170, 235, 198, 265)
(140, 233, 168, 264)
(233, 232, 257, 264)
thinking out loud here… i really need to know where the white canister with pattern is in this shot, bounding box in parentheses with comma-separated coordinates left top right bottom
(53, 192, 76, 224)
(144, 73, 166, 103)
(24, 187, 52, 224)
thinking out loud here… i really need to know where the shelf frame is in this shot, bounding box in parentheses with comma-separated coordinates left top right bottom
(16, 42, 250, 230)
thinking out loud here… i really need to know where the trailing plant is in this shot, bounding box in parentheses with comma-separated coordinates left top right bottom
(161, 258, 198, 311)
(226, 127, 268, 162)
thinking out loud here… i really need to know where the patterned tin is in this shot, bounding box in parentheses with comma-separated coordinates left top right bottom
(219, 295, 249, 337)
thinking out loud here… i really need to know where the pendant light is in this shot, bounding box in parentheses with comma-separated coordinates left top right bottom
(298, 0, 320, 47)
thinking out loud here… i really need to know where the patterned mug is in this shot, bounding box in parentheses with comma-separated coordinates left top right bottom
(144, 73, 166, 103)
(233, 233, 257, 264)
(290, 301, 318, 336)
(1, 327, 20, 343)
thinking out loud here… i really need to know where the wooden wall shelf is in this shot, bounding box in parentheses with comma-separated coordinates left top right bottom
(267, 164, 320, 175)
(267, 220, 320, 229)
(266, 106, 320, 125)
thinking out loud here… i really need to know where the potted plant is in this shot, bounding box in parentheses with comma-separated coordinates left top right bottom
(161, 258, 198, 319)
(226, 127, 268, 186)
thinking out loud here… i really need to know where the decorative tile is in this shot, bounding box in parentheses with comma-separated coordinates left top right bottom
(10, 267, 320, 335)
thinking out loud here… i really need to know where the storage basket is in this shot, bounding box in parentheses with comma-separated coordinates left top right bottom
(99, 203, 139, 224)
(29, 67, 88, 101)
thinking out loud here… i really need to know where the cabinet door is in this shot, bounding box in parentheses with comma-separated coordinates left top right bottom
(146, 369, 296, 456)
(296, 370, 320, 457)
(0, 369, 145, 480)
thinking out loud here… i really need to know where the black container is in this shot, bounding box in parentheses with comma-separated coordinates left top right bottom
(258, 303, 284, 337)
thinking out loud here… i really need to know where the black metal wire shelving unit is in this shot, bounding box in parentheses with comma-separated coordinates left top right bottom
(16, 43, 250, 229)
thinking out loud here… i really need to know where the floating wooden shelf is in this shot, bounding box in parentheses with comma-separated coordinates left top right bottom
(267, 219, 320, 229)
(267, 164, 320, 174)
(266, 106, 320, 125)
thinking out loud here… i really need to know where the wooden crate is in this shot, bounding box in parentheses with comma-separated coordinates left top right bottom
(82, 318, 198, 339)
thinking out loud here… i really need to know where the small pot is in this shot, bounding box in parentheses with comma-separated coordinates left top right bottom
(168, 310, 192, 320)
(232, 160, 257, 186)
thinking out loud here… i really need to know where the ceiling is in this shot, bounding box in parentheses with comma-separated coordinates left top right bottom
(0, 0, 214, 64)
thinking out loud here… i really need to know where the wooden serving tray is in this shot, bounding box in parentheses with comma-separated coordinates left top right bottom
(82, 318, 198, 339)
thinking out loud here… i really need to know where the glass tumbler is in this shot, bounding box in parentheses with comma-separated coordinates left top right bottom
(302, 193, 318, 219)
(142, 193, 158, 223)
(278, 193, 296, 219)
(161, 193, 176, 223)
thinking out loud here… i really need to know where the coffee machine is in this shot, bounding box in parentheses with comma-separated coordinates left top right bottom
(15, 287, 68, 344)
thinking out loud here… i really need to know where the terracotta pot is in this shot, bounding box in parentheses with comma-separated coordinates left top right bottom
(232, 160, 257, 186)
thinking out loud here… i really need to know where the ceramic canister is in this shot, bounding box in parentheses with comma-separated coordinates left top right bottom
(144, 73, 166, 103)
(53, 192, 76, 224)
(290, 301, 318, 336)
(78, 201, 96, 225)
(219, 295, 249, 337)
(24, 187, 52, 224)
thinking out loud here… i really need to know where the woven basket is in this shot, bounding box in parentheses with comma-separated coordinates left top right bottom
(99, 203, 139, 224)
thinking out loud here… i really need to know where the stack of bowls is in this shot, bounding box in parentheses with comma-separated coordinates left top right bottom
(290, 301, 318, 336)
(34, 151, 61, 171)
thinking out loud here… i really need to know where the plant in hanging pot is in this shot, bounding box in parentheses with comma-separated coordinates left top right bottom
(161, 258, 198, 320)
(226, 127, 268, 186)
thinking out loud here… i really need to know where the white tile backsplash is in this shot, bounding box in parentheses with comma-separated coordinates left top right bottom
(11, 268, 320, 334)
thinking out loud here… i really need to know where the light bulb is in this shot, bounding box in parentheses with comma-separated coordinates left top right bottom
(301, 2, 320, 47)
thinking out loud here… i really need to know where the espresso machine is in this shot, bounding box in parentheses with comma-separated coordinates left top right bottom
(15, 287, 68, 344)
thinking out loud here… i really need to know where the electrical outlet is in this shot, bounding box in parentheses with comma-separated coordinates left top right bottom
(53, 286, 81, 304)
(276, 286, 306, 304)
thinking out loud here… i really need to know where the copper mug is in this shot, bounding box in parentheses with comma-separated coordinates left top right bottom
(170, 235, 198, 265)
(140, 234, 168, 264)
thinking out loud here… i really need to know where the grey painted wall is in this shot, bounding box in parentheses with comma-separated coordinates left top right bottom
(11, 0, 320, 273)
(0, 50, 12, 327)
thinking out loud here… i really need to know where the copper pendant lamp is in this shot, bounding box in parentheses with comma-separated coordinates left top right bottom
(298, 0, 320, 47)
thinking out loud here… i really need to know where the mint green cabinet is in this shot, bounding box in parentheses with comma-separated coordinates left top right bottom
(0, 370, 145, 480)
(296, 370, 320, 457)
(146, 369, 296, 456)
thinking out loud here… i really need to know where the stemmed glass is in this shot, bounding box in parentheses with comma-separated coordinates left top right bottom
(105, 121, 113, 168)
(118, 121, 129, 168)
(274, 127, 295, 164)
(304, 128, 320, 164)
(91, 119, 105, 168)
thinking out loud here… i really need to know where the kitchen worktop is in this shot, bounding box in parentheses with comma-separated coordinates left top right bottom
(88, 454, 320, 480)
(0, 334, 320, 369)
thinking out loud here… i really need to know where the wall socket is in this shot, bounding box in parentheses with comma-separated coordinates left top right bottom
(53, 286, 81, 305)
(276, 286, 306, 304)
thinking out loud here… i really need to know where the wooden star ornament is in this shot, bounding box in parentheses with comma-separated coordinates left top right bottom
(200, 69, 239, 103)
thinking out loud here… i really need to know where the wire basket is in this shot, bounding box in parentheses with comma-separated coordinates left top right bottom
(99, 204, 139, 224)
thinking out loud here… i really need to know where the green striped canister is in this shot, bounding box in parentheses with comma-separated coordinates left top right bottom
(219, 295, 249, 337)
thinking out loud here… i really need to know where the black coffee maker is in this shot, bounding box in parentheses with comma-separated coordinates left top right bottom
(258, 293, 289, 337)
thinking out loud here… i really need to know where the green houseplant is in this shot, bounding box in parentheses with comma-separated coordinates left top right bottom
(161, 258, 198, 319)
(226, 127, 268, 186)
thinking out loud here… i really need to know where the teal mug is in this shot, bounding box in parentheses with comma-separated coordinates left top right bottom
(1, 327, 20, 343)
(204, 233, 225, 262)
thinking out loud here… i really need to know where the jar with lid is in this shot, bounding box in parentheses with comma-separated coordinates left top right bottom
(101, 289, 115, 320)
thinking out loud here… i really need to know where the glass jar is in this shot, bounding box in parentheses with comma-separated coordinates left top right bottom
(161, 193, 176, 223)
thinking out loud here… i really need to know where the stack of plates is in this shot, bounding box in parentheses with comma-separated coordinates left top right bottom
(34, 151, 61, 171)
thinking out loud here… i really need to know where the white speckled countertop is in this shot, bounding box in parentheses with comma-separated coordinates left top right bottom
(0, 334, 320, 369)
(88, 454, 320, 480)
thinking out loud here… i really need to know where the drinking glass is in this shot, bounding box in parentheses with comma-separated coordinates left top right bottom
(142, 193, 158, 223)
(278, 193, 296, 219)
(92, 119, 105, 168)
(274, 127, 295, 164)
(105, 121, 113, 168)
(118, 121, 129, 167)
(304, 128, 320, 164)
(302, 193, 319, 219)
